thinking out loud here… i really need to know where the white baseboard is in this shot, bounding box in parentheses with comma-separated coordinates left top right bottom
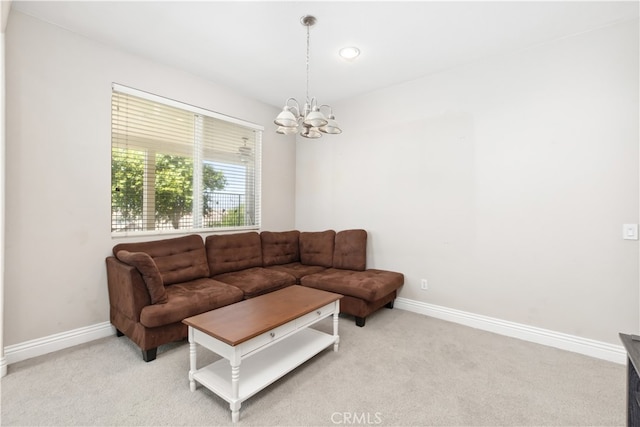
(4, 322, 115, 366)
(2, 302, 628, 368)
(395, 297, 627, 365)
(1, 355, 7, 377)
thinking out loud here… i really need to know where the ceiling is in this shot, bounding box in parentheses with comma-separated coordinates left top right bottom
(9, 1, 640, 108)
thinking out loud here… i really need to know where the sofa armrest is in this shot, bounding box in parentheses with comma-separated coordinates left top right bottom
(106, 256, 151, 322)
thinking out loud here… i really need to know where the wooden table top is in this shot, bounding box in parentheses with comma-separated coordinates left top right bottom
(183, 285, 342, 346)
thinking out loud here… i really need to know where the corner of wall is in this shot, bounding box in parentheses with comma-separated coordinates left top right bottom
(1, 1, 12, 34)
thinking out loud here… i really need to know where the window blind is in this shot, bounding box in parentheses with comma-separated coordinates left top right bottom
(111, 84, 262, 234)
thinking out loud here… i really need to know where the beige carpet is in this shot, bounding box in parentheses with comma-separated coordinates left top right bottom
(0, 309, 625, 426)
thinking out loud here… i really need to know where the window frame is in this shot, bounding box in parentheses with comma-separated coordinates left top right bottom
(111, 83, 263, 237)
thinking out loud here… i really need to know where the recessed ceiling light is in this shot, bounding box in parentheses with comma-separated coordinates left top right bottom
(339, 46, 360, 60)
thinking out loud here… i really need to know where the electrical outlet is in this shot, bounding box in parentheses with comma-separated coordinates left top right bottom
(421, 279, 428, 290)
(623, 224, 639, 240)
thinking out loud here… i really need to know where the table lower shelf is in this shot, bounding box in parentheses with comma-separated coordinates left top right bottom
(192, 327, 336, 404)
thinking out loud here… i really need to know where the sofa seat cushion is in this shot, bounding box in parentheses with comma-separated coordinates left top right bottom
(266, 262, 327, 283)
(213, 267, 296, 299)
(139, 278, 243, 328)
(113, 234, 209, 285)
(301, 268, 404, 302)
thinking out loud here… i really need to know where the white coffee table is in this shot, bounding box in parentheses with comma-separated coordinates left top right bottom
(183, 285, 342, 423)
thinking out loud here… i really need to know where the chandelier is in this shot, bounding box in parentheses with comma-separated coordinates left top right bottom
(274, 15, 342, 138)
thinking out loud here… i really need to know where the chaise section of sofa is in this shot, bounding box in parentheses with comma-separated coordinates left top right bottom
(106, 234, 244, 361)
(299, 229, 404, 326)
(301, 268, 403, 327)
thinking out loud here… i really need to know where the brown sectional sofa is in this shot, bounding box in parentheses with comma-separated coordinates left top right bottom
(106, 229, 404, 361)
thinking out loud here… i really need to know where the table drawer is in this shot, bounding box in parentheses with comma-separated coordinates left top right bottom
(239, 322, 296, 356)
(296, 302, 336, 328)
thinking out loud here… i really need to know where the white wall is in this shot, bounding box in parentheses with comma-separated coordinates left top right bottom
(5, 8, 638, 352)
(4, 11, 296, 346)
(296, 19, 640, 345)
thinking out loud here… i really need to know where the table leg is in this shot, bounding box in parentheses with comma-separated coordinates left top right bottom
(333, 300, 340, 352)
(188, 327, 196, 392)
(627, 357, 640, 426)
(230, 358, 241, 422)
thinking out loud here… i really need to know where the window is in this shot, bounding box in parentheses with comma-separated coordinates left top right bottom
(111, 84, 262, 235)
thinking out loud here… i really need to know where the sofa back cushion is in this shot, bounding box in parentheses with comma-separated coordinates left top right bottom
(206, 232, 263, 275)
(261, 230, 300, 266)
(299, 230, 335, 267)
(333, 229, 367, 271)
(112, 234, 209, 286)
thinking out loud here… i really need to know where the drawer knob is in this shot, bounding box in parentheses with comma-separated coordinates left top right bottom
(317, 310, 321, 316)
(270, 332, 275, 338)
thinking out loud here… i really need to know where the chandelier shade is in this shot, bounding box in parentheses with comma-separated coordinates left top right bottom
(276, 126, 298, 135)
(274, 106, 298, 128)
(303, 108, 328, 128)
(274, 15, 342, 138)
(320, 114, 342, 134)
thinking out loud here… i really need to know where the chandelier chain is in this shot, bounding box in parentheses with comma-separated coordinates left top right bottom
(305, 22, 310, 105)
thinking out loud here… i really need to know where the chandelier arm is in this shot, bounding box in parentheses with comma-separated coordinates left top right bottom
(285, 97, 301, 117)
(318, 104, 334, 116)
